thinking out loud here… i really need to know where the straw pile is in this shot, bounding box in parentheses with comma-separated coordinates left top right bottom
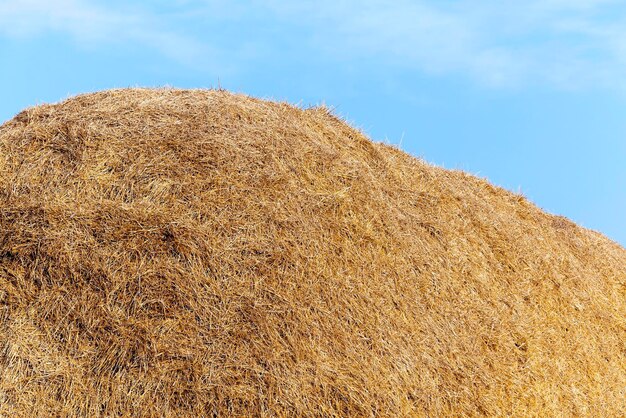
(0, 89, 624, 417)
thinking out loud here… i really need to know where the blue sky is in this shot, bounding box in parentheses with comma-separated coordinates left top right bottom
(1, 0, 625, 245)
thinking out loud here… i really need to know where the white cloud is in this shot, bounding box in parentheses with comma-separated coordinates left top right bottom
(0, 0, 130, 39)
(1, 0, 625, 90)
(257, 0, 626, 89)
(0, 0, 212, 67)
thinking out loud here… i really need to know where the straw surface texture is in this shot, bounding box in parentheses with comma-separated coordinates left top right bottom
(1, 89, 624, 417)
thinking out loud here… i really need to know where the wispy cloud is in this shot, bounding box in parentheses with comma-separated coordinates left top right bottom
(0, 0, 213, 67)
(256, 0, 626, 89)
(1, 0, 626, 90)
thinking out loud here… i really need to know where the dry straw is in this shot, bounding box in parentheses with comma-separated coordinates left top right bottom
(0, 89, 624, 417)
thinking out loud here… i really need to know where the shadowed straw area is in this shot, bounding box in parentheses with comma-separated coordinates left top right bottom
(0, 88, 624, 417)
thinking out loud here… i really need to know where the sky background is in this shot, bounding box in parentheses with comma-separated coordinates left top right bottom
(1, 0, 624, 245)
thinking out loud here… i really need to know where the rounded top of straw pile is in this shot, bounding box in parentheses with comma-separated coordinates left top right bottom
(1, 88, 625, 417)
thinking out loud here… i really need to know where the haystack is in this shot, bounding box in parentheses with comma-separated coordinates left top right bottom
(0, 89, 624, 417)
